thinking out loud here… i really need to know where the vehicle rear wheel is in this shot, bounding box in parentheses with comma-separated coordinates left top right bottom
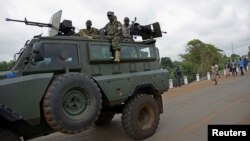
(43, 73, 102, 134)
(95, 111, 115, 126)
(121, 94, 160, 140)
(0, 128, 20, 141)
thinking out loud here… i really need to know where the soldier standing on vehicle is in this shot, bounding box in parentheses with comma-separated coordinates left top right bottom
(104, 11, 122, 62)
(122, 17, 133, 41)
(77, 20, 98, 39)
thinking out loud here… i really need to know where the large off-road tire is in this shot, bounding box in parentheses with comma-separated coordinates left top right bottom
(43, 73, 102, 134)
(0, 128, 20, 141)
(121, 94, 160, 140)
(95, 111, 115, 126)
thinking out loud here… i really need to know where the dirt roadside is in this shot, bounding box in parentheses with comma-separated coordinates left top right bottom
(162, 72, 245, 101)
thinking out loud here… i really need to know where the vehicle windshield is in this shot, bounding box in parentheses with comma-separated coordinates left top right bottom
(12, 39, 35, 71)
(13, 40, 29, 62)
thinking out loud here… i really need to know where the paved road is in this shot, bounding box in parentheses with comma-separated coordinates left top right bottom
(31, 72, 250, 141)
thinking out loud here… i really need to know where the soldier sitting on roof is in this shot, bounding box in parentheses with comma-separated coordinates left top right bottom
(77, 20, 98, 39)
(122, 17, 133, 42)
(103, 11, 122, 62)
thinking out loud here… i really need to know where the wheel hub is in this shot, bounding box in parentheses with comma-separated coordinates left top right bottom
(63, 89, 91, 116)
(138, 105, 155, 129)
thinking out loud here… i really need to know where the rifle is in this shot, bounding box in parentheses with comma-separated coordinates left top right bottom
(6, 18, 51, 27)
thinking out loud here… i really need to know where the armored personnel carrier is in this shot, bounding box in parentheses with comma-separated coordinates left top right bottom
(0, 10, 168, 140)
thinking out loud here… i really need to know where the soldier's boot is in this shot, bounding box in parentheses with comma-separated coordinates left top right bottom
(114, 50, 120, 62)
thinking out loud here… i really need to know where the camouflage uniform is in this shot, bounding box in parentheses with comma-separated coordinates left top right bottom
(78, 28, 98, 36)
(77, 20, 98, 39)
(104, 12, 122, 50)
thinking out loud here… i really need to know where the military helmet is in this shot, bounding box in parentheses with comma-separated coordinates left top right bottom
(107, 11, 114, 16)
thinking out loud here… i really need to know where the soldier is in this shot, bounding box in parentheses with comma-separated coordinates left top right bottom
(78, 20, 98, 39)
(114, 15, 117, 21)
(122, 17, 133, 41)
(103, 11, 122, 62)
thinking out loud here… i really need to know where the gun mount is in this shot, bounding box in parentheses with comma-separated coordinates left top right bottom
(58, 20, 75, 36)
(130, 22, 165, 40)
(130, 17, 166, 40)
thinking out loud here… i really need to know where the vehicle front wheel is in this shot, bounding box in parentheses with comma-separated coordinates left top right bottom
(43, 73, 102, 134)
(121, 94, 160, 140)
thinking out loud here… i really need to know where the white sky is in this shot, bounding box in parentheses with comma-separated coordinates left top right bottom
(0, 0, 249, 61)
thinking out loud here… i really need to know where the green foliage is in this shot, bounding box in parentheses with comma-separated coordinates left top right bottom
(161, 57, 173, 70)
(0, 61, 14, 71)
(160, 39, 238, 83)
(180, 39, 222, 77)
(217, 55, 228, 70)
(231, 54, 240, 61)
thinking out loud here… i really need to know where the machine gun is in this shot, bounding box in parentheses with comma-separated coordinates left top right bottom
(6, 18, 52, 27)
(130, 17, 166, 40)
(5, 10, 75, 36)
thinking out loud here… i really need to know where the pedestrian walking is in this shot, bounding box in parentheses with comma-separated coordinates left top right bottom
(225, 60, 231, 78)
(211, 62, 219, 85)
(239, 58, 244, 76)
(231, 59, 237, 76)
(243, 57, 248, 72)
(175, 66, 182, 87)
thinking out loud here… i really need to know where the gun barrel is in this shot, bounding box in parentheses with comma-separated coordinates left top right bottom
(5, 18, 51, 28)
(6, 18, 25, 23)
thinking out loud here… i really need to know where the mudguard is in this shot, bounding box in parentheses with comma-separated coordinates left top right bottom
(0, 73, 53, 125)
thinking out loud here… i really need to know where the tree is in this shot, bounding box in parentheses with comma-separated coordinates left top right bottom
(231, 54, 240, 61)
(0, 61, 14, 71)
(161, 57, 173, 69)
(180, 39, 222, 77)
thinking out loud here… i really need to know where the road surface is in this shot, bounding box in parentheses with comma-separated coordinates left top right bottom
(31, 72, 250, 141)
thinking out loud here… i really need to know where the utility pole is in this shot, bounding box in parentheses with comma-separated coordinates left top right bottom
(248, 45, 250, 58)
(231, 42, 234, 55)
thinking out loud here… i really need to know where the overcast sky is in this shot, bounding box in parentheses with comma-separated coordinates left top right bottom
(0, 0, 249, 61)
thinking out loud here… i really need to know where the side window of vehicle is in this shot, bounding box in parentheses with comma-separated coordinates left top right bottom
(40, 43, 79, 67)
(155, 47, 160, 62)
(89, 43, 112, 60)
(138, 46, 155, 58)
(120, 45, 138, 58)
